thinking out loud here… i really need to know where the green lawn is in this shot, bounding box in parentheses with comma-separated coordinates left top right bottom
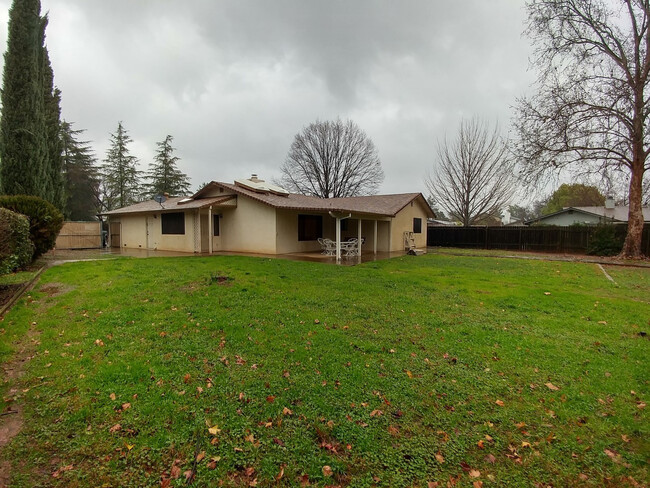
(0, 254, 647, 487)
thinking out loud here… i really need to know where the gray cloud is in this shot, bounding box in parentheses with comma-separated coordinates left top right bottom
(0, 0, 534, 195)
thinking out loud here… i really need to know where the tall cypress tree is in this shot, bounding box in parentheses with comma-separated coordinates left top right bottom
(145, 135, 191, 198)
(40, 15, 65, 210)
(101, 122, 141, 210)
(61, 121, 99, 220)
(0, 0, 48, 198)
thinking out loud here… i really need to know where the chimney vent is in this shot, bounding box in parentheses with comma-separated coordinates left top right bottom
(605, 195, 615, 209)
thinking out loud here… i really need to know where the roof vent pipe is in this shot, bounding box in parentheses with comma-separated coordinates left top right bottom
(605, 195, 615, 209)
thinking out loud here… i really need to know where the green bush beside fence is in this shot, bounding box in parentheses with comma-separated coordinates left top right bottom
(0, 207, 34, 274)
(0, 195, 64, 258)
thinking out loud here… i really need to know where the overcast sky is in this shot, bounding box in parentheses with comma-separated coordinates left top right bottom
(0, 0, 535, 197)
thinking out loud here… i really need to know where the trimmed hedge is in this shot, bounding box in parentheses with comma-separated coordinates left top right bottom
(0, 195, 64, 257)
(0, 207, 34, 274)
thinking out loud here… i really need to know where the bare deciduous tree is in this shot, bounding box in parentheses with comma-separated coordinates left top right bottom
(514, 0, 650, 258)
(279, 119, 384, 198)
(426, 118, 515, 227)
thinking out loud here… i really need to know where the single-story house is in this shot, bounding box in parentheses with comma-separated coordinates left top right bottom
(102, 175, 435, 258)
(524, 200, 650, 226)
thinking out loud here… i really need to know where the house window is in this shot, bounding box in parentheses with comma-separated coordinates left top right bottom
(298, 214, 323, 241)
(413, 217, 422, 234)
(161, 212, 185, 235)
(213, 214, 220, 236)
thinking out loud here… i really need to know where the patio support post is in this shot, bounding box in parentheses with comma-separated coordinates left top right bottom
(208, 206, 213, 254)
(336, 217, 341, 261)
(357, 218, 362, 254)
(373, 220, 377, 254)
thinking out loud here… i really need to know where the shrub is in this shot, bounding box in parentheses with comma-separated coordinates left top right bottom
(0, 195, 64, 257)
(587, 224, 624, 256)
(0, 207, 34, 274)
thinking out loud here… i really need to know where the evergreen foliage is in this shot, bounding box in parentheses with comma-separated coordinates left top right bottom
(40, 15, 65, 210)
(61, 121, 100, 220)
(101, 122, 141, 210)
(0, 195, 63, 257)
(145, 135, 191, 198)
(0, 0, 47, 198)
(0, 207, 34, 274)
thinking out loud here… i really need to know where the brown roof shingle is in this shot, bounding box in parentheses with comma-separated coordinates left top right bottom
(101, 195, 235, 216)
(202, 181, 434, 218)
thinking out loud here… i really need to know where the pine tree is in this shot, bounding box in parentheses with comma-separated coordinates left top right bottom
(40, 15, 64, 210)
(145, 135, 191, 198)
(61, 121, 99, 220)
(101, 122, 141, 210)
(0, 0, 48, 197)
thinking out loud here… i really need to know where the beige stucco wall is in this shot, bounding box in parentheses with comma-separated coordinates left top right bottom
(276, 210, 324, 254)
(219, 196, 277, 254)
(111, 211, 198, 252)
(390, 198, 430, 251)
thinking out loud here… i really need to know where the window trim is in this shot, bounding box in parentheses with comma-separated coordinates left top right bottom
(161, 212, 185, 235)
(413, 217, 422, 234)
(298, 214, 323, 241)
(213, 214, 220, 237)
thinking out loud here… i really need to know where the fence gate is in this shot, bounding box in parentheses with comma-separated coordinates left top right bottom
(55, 221, 103, 249)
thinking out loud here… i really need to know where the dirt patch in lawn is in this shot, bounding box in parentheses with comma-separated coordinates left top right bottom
(0, 324, 40, 488)
(38, 282, 74, 298)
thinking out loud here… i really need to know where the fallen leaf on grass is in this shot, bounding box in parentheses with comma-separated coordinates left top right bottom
(477, 440, 485, 449)
(52, 465, 74, 478)
(435, 452, 445, 463)
(473, 481, 484, 488)
(370, 409, 383, 417)
(121, 402, 131, 411)
(196, 451, 206, 463)
(637, 402, 646, 409)
(109, 392, 116, 401)
(170, 465, 181, 479)
(266, 395, 275, 403)
(495, 400, 504, 407)
(322, 465, 333, 477)
(485, 454, 496, 464)
(545, 382, 560, 391)
(282, 407, 293, 416)
(469, 469, 481, 478)
(427, 482, 439, 488)
(621, 434, 630, 443)
(208, 424, 221, 435)
(109, 423, 121, 433)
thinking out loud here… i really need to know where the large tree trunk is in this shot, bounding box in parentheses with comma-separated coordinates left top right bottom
(620, 162, 645, 259)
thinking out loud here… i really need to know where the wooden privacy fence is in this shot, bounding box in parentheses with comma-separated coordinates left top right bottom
(55, 221, 103, 249)
(427, 225, 650, 255)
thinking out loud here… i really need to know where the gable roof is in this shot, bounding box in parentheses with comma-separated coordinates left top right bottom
(525, 205, 650, 224)
(195, 181, 435, 218)
(101, 195, 235, 216)
(101, 181, 435, 219)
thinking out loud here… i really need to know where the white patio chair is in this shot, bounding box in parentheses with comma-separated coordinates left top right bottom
(318, 238, 336, 256)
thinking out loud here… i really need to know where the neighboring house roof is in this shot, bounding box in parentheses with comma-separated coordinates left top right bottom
(194, 181, 435, 218)
(524, 205, 650, 225)
(101, 195, 235, 216)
